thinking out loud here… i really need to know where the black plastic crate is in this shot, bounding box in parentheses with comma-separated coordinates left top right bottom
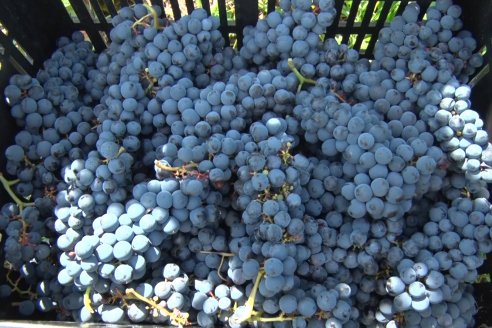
(1, 0, 492, 327)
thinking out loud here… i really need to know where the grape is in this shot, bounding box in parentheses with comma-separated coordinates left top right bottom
(163, 263, 181, 280)
(386, 276, 405, 295)
(203, 297, 219, 315)
(408, 281, 427, 299)
(101, 305, 125, 323)
(5, 145, 25, 162)
(18, 300, 36, 316)
(297, 297, 317, 317)
(0, 2, 488, 326)
(392, 292, 412, 312)
(114, 264, 134, 284)
(412, 297, 430, 312)
(316, 290, 338, 311)
(113, 241, 133, 261)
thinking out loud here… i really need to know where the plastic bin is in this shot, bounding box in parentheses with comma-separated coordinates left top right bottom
(1, 0, 492, 326)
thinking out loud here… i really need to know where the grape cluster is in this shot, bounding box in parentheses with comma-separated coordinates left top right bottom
(0, 0, 491, 327)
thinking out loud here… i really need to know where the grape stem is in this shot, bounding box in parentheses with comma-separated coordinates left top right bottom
(143, 4, 160, 30)
(154, 160, 198, 171)
(249, 313, 297, 322)
(84, 287, 95, 314)
(287, 58, 316, 92)
(125, 288, 190, 326)
(199, 251, 234, 281)
(6, 268, 36, 299)
(231, 268, 299, 323)
(0, 173, 35, 211)
(199, 250, 235, 256)
(330, 88, 348, 103)
(235, 269, 264, 323)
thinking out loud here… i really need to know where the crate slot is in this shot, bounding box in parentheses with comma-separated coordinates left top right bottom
(99, 31, 110, 47)
(99, 0, 118, 17)
(217, 0, 230, 45)
(0, 26, 33, 71)
(369, 1, 385, 26)
(354, 1, 369, 23)
(61, 0, 81, 23)
(267, 0, 276, 14)
(229, 32, 237, 48)
(162, 3, 174, 21)
(480, 45, 488, 56)
(422, 1, 436, 20)
(359, 33, 372, 53)
(257, 0, 269, 18)
(7, 56, 27, 75)
(0, 20, 8, 36)
(395, 0, 410, 16)
(12, 39, 33, 65)
(470, 64, 489, 87)
(185, 0, 195, 15)
(169, 0, 182, 20)
(339, 0, 352, 22)
(87, 0, 113, 24)
(334, 33, 344, 45)
(385, 1, 402, 23)
(350, 0, 378, 50)
(200, 0, 212, 16)
(114, 0, 130, 9)
(82, 0, 101, 23)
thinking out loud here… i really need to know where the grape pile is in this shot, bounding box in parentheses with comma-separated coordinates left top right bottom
(0, 0, 491, 326)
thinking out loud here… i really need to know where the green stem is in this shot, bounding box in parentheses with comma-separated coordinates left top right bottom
(84, 287, 95, 314)
(126, 288, 190, 326)
(143, 4, 160, 30)
(132, 14, 151, 29)
(287, 58, 316, 92)
(238, 269, 264, 323)
(249, 314, 298, 322)
(0, 173, 35, 211)
(199, 250, 235, 257)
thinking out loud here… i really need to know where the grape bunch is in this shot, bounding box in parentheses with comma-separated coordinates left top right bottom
(0, 0, 491, 327)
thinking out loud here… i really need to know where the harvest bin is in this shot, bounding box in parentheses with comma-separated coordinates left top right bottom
(1, 0, 492, 327)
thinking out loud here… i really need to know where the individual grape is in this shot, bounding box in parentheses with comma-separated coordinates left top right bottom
(99, 141, 121, 160)
(242, 259, 260, 280)
(393, 292, 412, 311)
(354, 184, 373, 202)
(408, 281, 427, 299)
(297, 297, 317, 317)
(5, 145, 25, 162)
(167, 292, 185, 310)
(386, 276, 405, 295)
(371, 178, 389, 197)
(203, 297, 219, 315)
(316, 290, 338, 311)
(18, 300, 36, 316)
(113, 241, 133, 261)
(411, 296, 430, 312)
(163, 263, 181, 280)
(101, 305, 125, 323)
(374, 146, 393, 165)
(127, 303, 148, 322)
(114, 264, 134, 284)
(357, 132, 375, 150)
